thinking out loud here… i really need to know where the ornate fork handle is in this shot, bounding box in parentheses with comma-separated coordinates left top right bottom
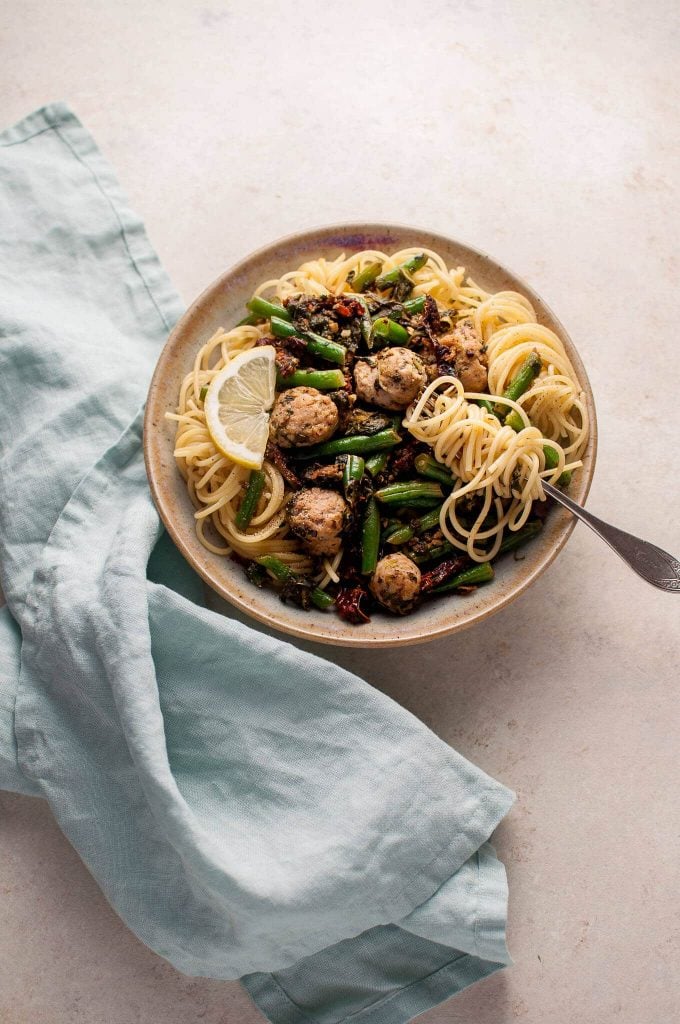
(542, 481, 680, 593)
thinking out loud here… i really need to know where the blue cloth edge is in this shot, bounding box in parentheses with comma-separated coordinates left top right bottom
(241, 951, 504, 1024)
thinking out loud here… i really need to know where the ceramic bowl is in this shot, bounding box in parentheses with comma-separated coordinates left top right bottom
(144, 223, 597, 647)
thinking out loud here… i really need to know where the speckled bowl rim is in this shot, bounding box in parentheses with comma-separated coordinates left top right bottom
(144, 223, 597, 648)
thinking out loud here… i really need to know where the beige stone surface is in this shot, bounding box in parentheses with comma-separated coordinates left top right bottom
(1, 1, 679, 1022)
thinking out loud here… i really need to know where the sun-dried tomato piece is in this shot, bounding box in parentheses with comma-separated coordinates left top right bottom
(265, 441, 301, 489)
(335, 585, 371, 624)
(275, 349, 299, 378)
(389, 439, 424, 479)
(420, 556, 468, 593)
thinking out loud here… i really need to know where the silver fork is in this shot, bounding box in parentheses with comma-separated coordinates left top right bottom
(542, 481, 680, 592)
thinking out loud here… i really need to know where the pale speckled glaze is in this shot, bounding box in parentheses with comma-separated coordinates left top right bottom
(144, 224, 597, 647)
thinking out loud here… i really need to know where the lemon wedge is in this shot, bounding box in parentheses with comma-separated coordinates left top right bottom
(204, 346, 276, 469)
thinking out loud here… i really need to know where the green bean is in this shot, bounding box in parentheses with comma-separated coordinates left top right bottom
(235, 470, 266, 530)
(383, 525, 414, 546)
(543, 444, 560, 469)
(199, 385, 209, 402)
(295, 428, 401, 460)
(541, 445, 572, 485)
(365, 451, 389, 477)
(403, 295, 426, 315)
(499, 520, 542, 554)
(305, 334, 346, 366)
(256, 555, 291, 583)
(376, 253, 428, 290)
(311, 589, 335, 611)
(343, 454, 365, 500)
(433, 562, 494, 594)
(390, 508, 431, 522)
(384, 505, 444, 548)
(414, 454, 454, 486)
(351, 261, 383, 292)
(505, 410, 526, 432)
(269, 315, 296, 339)
(475, 398, 495, 415)
(361, 499, 380, 575)
(380, 519, 403, 542)
(495, 352, 541, 418)
(371, 317, 410, 346)
(246, 296, 291, 322)
(276, 369, 346, 390)
(236, 313, 259, 327)
(391, 497, 438, 512)
(271, 315, 346, 365)
(415, 505, 444, 533)
(256, 555, 334, 610)
(375, 481, 443, 505)
(411, 541, 456, 565)
(361, 313, 373, 345)
(352, 295, 374, 346)
(393, 498, 442, 513)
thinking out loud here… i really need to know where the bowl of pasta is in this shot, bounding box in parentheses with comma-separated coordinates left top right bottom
(144, 224, 597, 647)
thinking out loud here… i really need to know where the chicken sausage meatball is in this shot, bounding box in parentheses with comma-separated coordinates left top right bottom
(269, 386, 338, 448)
(369, 553, 421, 614)
(286, 487, 347, 556)
(439, 319, 488, 392)
(354, 347, 427, 411)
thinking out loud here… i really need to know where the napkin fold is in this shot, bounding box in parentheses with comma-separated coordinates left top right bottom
(0, 104, 514, 1023)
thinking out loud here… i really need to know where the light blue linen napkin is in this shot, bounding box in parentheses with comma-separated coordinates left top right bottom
(0, 104, 514, 1024)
